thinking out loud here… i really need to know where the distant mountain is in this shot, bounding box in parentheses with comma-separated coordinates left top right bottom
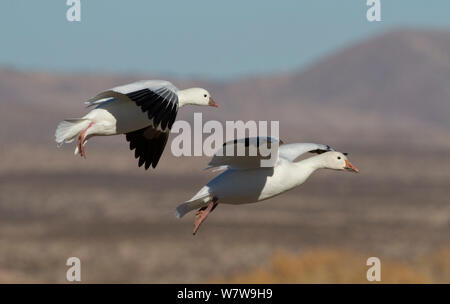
(288, 29, 450, 128)
(1, 29, 449, 149)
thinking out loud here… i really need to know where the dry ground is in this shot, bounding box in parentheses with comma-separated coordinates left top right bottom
(0, 143, 449, 283)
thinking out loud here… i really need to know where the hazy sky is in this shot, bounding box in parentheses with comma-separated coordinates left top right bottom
(1, 0, 450, 79)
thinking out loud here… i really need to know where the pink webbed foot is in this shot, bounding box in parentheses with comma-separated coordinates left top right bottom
(78, 122, 94, 159)
(193, 199, 218, 235)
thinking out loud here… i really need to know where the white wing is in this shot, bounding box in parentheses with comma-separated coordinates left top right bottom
(85, 80, 179, 131)
(207, 137, 284, 170)
(110, 80, 178, 95)
(83, 80, 180, 170)
(85, 80, 178, 105)
(278, 143, 334, 162)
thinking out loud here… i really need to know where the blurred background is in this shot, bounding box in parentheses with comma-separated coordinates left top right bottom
(0, 0, 449, 283)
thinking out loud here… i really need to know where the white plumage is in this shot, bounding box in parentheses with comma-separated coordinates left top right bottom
(55, 80, 218, 170)
(176, 137, 359, 234)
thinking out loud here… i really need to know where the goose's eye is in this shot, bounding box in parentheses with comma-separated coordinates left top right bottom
(337, 156, 341, 160)
(204, 94, 207, 98)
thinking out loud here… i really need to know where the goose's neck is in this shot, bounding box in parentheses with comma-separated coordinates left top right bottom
(178, 89, 200, 107)
(290, 154, 326, 185)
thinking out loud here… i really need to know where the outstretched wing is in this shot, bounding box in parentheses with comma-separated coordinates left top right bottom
(85, 80, 180, 170)
(86, 80, 179, 131)
(207, 137, 284, 170)
(125, 126, 170, 170)
(278, 143, 334, 162)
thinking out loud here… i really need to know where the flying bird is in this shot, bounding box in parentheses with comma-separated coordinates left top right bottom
(55, 80, 218, 170)
(175, 137, 359, 235)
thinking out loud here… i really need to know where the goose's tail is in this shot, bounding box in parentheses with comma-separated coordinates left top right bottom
(175, 187, 212, 219)
(55, 118, 91, 149)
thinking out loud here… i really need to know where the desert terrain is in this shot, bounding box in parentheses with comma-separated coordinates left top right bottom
(0, 29, 449, 283)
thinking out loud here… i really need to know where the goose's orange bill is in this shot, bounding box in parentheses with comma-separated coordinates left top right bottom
(345, 160, 359, 173)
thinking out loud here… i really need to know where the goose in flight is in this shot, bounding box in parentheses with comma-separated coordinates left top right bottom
(55, 80, 218, 170)
(175, 137, 359, 235)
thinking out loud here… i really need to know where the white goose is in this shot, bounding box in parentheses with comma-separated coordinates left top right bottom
(55, 80, 218, 170)
(175, 137, 359, 234)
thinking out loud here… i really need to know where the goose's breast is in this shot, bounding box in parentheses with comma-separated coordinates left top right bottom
(210, 165, 294, 205)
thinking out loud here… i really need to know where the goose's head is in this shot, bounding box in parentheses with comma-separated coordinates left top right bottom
(322, 151, 359, 173)
(178, 88, 218, 107)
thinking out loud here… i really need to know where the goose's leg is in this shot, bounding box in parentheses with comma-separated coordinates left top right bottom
(193, 197, 218, 235)
(77, 122, 95, 159)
